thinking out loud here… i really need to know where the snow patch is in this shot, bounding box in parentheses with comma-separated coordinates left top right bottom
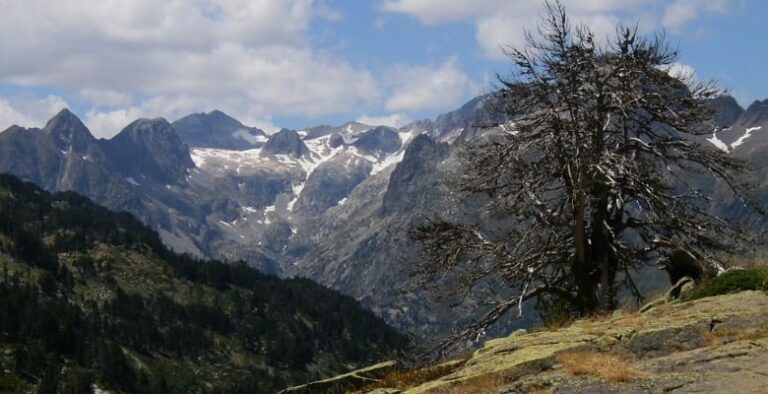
(125, 177, 141, 186)
(337, 197, 348, 206)
(287, 182, 305, 211)
(707, 132, 729, 152)
(731, 126, 762, 149)
(371, 150, 406, 175)
(398, 128, 420, 145)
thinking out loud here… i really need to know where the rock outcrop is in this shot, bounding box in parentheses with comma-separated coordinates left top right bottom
(285, 291, 768, 393)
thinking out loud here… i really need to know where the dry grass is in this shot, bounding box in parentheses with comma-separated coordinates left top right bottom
(556, 351, 646, 383)
(361, 359, 466, 391)
(580, 309, 645, 335)
(700, 330, 723, 349)
(713, 324, 768, 342)
(434, 373, 506, 394)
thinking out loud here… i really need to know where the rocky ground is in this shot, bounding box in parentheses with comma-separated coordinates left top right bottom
(282, 290, 768, 393)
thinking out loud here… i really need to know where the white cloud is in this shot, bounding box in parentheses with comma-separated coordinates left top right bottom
(83, 94, 285, 138)
(357, 113, 412, 128)
(0, 101, 37, 130)
(661, 62, 697, 81)
(383, 0, 732, 58)
(662, 0, 730, 30)
(0, 0, 377, 126)
(385, 57, 470, 112)
(0, 95, 70, 131)
(84, 107, 145, 139)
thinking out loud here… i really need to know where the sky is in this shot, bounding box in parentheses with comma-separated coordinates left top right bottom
(0, 0, 765, 138)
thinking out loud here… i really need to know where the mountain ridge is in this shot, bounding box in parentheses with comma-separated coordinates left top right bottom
(0, 93, 765, 340)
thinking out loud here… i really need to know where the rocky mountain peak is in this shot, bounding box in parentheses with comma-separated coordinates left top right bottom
(172, 110, 266, 150)
(707, 95, 744, 128)
(105, 118, 194, 183)
(43, 108, 95, 152)
(262, 128, 309, 158)
(352, 126, 402, 155)
(742, 99, 768, 127)
(303, 121, 372, 140)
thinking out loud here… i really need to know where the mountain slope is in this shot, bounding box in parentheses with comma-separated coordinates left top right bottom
(0, 174, 407, 393)
(172, 110, 267, 150)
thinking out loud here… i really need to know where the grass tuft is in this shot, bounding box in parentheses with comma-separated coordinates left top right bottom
(556, 351, 645, 383)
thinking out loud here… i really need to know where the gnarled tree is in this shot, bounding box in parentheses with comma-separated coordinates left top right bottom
(413, 1, 755, 351)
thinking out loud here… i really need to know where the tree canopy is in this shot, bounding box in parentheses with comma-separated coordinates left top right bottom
(414, 0, 757, 352)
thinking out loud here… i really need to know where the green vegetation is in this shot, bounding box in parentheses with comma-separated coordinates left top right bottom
(0, 174, 407, 393)
(683, 267, 768, 301)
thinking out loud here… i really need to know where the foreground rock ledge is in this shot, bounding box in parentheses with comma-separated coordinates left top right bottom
(282, 291, 768, 393)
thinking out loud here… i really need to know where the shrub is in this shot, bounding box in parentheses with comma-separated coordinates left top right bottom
(682, 267, 768, 301)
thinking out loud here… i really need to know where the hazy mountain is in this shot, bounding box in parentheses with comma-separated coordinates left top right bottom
(172, 110, 267, 150)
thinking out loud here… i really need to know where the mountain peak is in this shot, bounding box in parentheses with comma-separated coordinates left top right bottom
(106, 118, 194, 183)
(172, 110, 266, 150)
(707, 95, 744, 128)
(262, 129, 309, 158)
(42, 108, 95, 151)
(742, 99, 768, 126)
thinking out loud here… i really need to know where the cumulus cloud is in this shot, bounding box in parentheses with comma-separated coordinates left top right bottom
(661, 62, 697, 81)
(383, 0, 732, 58)
(0, 0, 379, 133)
(356, 113, 412, 128)
(384, 57, 471, 112)
(0, 95, 70, 131)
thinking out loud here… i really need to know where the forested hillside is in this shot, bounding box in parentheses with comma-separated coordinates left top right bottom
(0, 174, 407, 393)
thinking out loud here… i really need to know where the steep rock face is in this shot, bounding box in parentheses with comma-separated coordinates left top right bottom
(263, 129, 310, 158)
(707, 95, 744, 128)
(294, 155, 372, 216)
(709, 97, 768, 153)
(43, 108, 96, 153)
(741, 99, 768, 126)
(0, 110, 134, 205)
(304, 121, 371, 140)
(104, 118, 195, 184)
(172, 109, 267, 150)
(352, 126, 402, 156)
(381, 135, 450, 216)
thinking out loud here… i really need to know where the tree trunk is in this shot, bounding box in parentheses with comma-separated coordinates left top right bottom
(572, 192, 599, 313)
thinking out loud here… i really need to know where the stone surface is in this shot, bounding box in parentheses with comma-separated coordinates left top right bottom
(329, 291, 768, 394)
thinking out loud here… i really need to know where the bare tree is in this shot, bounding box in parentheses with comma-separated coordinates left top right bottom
(413, 1, 755, 352)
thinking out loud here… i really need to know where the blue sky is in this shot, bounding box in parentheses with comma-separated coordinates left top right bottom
(0, 0, 764, 137)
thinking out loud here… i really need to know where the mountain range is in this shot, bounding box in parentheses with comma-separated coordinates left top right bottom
(0, 93, 766, 339)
